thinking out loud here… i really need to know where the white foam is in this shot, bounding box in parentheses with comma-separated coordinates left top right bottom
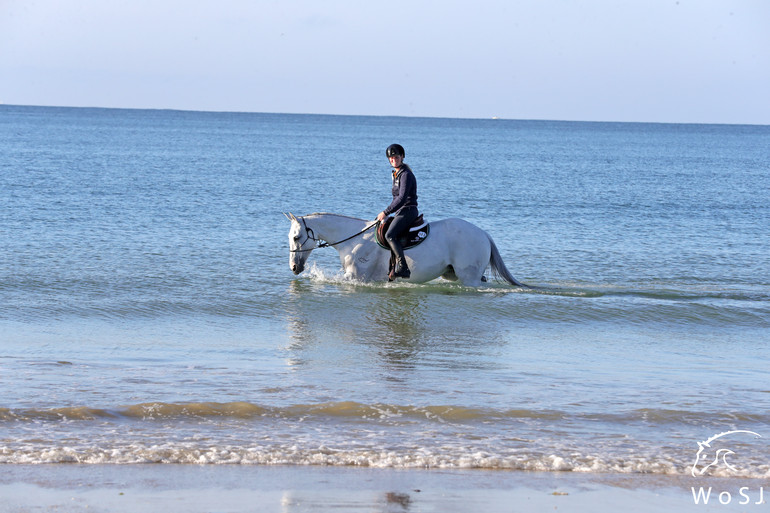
(3, 444, 768, 478)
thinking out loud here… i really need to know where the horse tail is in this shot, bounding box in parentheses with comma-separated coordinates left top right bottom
(487, 236, 528, 288)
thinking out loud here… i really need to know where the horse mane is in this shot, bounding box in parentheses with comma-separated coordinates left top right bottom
(305, 212, 366, 222)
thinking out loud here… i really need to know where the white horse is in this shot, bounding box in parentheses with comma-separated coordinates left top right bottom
(286, 212, 527, 287)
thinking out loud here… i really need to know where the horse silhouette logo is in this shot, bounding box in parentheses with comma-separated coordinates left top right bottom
(691, 430, 762, 477)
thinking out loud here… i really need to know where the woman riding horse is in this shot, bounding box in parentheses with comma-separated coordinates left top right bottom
(376, 144, 418, 280)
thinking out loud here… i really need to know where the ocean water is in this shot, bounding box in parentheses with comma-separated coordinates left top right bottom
(1, 105, 769, 477)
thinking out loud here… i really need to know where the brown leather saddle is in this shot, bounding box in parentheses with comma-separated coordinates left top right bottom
(375, 214, 430, 250)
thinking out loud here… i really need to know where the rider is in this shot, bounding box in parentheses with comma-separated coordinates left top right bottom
(376, 143, 418, 279)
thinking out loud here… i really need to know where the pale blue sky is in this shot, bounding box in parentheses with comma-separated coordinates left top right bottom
(1, 0, 768, 124)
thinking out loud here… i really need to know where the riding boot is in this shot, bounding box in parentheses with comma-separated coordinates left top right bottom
(386, 210, 416, 280)
(393, 257, 410, 279)
(388, 241, 410, 280)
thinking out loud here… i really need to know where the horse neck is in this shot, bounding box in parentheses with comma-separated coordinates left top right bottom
(305, 213, 366, 245)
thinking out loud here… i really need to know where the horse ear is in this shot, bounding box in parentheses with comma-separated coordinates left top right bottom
(284, 212, 297, 222)
(283, 212, 292, 221)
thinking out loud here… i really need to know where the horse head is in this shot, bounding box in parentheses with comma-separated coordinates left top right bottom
(285, 212, 314, 275)
(691, 430, 761, 477)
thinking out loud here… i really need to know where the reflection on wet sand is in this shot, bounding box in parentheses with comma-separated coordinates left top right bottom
(280, 490, 416, 513)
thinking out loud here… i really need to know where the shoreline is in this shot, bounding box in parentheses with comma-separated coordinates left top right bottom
(0, 464, 763, 512)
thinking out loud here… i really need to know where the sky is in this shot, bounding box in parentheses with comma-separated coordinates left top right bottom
(0, 0, 768, 124)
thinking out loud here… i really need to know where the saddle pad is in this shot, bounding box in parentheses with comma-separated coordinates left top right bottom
(376, 215, 430, 250)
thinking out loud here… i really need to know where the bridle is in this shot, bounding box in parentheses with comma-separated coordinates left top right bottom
(290, 217, 379, 253)
(290, 217, 318, 253)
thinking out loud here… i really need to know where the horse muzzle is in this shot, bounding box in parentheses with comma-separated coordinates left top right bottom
(291, 263, 304, 275)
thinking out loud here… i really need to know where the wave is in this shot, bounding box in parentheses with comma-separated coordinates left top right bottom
(0, 402, 268, 421)
(3, 401, 770, 425)
(2, 263, 767, 326)
(3, 401, 770, 477)
(303, 267, 770, 303)
(2, 443, 769, 478)
(0, 401, 559, 422)
(0, 444, 679, 472)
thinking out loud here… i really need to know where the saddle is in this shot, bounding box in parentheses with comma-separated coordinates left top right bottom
(376, 214, 430, 250)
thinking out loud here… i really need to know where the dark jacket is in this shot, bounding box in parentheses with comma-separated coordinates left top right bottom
(383, 164, 418, 216)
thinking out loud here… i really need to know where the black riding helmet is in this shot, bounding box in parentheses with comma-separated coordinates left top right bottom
(386, 144, 405, 158)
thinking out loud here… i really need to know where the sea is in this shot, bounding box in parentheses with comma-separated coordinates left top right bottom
(1, 105, 769, 480)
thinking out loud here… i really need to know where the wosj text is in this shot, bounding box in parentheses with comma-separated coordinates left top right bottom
(692, 487, 766, 506)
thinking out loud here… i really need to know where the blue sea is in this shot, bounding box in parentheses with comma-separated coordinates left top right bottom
(1, 105, 769, 479)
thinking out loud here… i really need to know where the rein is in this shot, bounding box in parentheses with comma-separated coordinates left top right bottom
(290, 218, 379, 253)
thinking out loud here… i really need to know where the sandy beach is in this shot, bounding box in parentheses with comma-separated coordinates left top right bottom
(1, 465, 762, 512)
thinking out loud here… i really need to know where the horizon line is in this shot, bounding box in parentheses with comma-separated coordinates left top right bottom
(1, 102, 767, 128)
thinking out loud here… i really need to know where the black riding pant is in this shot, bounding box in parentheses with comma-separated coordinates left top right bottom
(385, 206, 419, 261)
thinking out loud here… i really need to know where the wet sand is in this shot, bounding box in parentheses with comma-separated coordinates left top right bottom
(0, 465, 759, 512)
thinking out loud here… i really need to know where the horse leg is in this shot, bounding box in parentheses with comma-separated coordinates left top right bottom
(454, 265, 486, 287)
(446, 229, 490, 287)
(441, 265, 458, 281)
